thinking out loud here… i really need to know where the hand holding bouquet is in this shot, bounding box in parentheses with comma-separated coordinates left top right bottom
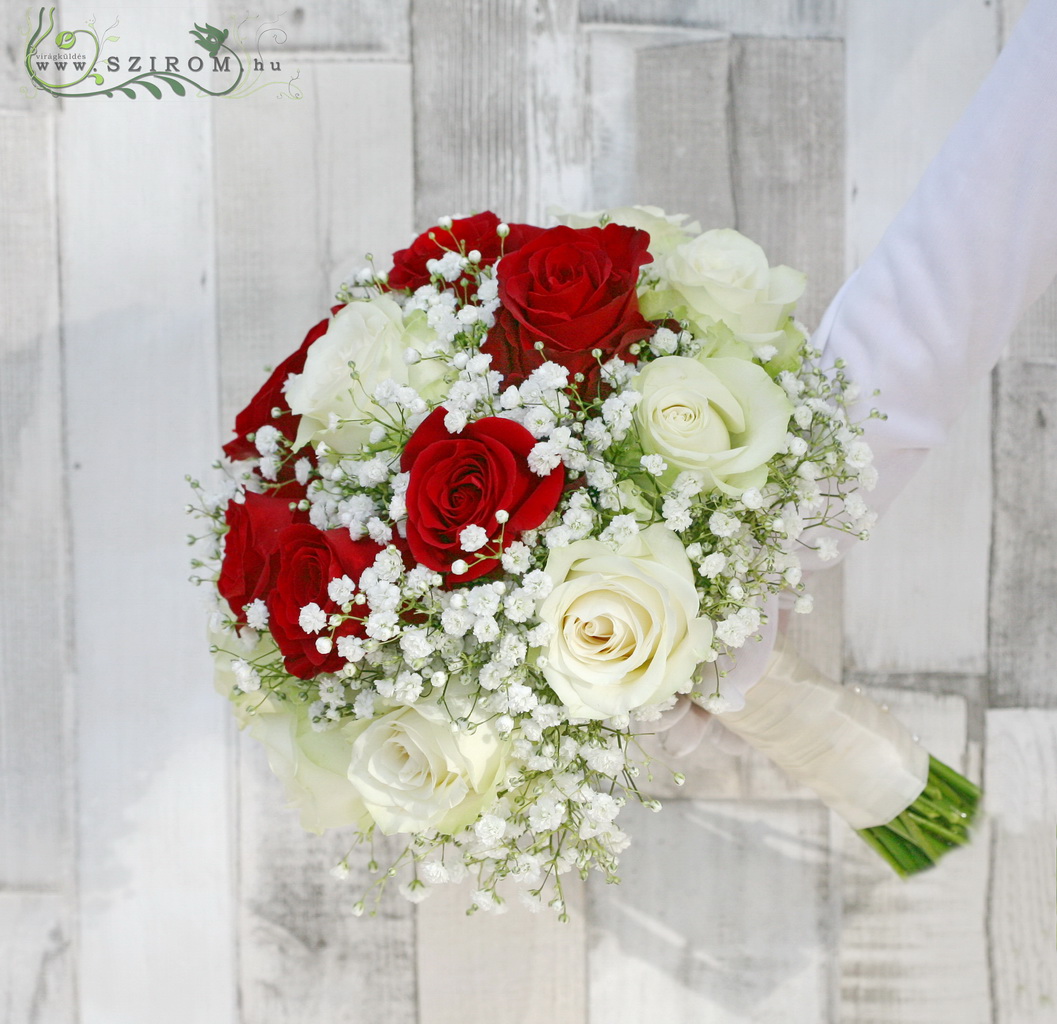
(189, 206, 978, 914)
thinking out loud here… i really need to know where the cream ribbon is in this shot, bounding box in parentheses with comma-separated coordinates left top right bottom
(714, 636, 929, 829)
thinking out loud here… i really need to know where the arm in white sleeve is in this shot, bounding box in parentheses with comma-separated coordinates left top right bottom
(812, 0, 1057, 524)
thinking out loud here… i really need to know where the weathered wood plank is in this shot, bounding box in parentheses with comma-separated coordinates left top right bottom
(836, 686, 991, 1022)
(0, 894, 76, 1024)
(634, 39, 735, 230)
(586, 26, 725, 213)
(985, 709, 1057, 1022)
(57, 15, 235, 1016)
(589, 801, 836, 1023)
(581, 0, 843, 37)
(213, 59, 418, 1023)
(412, 0, 589, 228)
(729, 38, 844, 328)
(842, 0, 998, 680)
(244, 2, 411, 60)
(238, 742, 417, 1024)
(0, 112, 68, 889)
(416, 879, 586, 1024)
(0, 107, 75, 1024)
(214, 60, 415, 428)
(990, 355, 1057, 707)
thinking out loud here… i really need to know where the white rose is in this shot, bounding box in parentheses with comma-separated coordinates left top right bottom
(633, 355, 792, 494)
(285, 295, 446, 453)
(345, 703, 509, 836)
(536, 524, 714, 719)
(246, 704, 371, 835)
(658, 228, 805, 351)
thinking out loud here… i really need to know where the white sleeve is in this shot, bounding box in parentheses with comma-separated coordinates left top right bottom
(812, 0, 1057, 525)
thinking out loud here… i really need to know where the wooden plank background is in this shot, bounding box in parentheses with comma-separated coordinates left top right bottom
(1, 1, 1054, 1021)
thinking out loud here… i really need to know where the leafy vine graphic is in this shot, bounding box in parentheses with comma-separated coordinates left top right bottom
(23, 7, 302, 100)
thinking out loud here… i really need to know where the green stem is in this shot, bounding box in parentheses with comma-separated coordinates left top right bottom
(857, 756, 981, 877)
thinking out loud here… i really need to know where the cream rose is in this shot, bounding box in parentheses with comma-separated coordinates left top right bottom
(633, 355, 792, 494)
(555, 205, 700, 262)
(536, 524, 713, 719)
(246, 705, 371, 835)
(345, 703, 509, 836)
(285, 295, 446, 454)
(657, 228, 806, 350)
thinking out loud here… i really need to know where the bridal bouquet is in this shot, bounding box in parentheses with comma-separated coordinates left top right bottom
(189, 206, 979, 915)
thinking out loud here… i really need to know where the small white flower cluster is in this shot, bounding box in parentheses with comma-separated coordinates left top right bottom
(191, 208, 877, 916)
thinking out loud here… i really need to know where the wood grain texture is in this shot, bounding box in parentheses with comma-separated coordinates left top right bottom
(0, 894, 75, 1024)
(58, 12, 236, 1014)
(586, 26, 724, 212)
(416, 879, 586, 1024)
(836, 687, 992, 1022)
(212, 60, 418, 1023)
(588, 800, 836, 1023)
(412, 0, 588, 228)
(0, 108, 74, 1024)
(238, 742, 417, 1024)
(985, 710, 1057, 1023)
(634, 39, 735, 230)
(580, 0, 842, 37)
(729, 38, 843, 328)
(989, 343, 1057, 707)
(237, 2, 412, 60)
(842, 0, 998, 679)
(0, 112, 68, 889)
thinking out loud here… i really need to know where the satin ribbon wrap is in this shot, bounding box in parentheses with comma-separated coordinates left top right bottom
(714, 637, 929, 829)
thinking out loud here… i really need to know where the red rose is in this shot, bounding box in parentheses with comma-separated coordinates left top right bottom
(217, 492, 304, 625)
(401, 408, 564, 583)
(386, 212, 543, 297)
(482, 223, 654, 390)
(267, 524, 384, 679)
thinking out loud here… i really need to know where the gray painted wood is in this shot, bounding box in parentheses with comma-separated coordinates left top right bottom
(213, 59, 418, 1023)
(634, 39, 736, 230)
(985, 710, 1057, 1023)
(0, 110, 75, 1024)
(0, 894, 75, 1024)
(589, 800, 837, 1022)
(417, 879, 587, 1024)
(989, 289, 1057, 707)
(581, 0, 843, 37)
(412, 0, 589, 227)
(586, 26, 726, 212)
(729, 38, 844, 327)
(245, 2, 411, 59)
(57, 37, 236, 1018)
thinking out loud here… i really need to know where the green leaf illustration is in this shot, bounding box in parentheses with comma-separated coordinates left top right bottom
(141, 80, 162, 99)
(119, 87, 135, 98)
(157, 75, 186, 96)
(92, 73, 104, 85)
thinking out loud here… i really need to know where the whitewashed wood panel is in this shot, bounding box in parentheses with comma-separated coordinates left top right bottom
(417, 879, 586, 1024)
(212, 59, 418, 1022)
(57, 7, 235, 1017)
(729, 38, 844, 328)
(985, 710, 1057, 1022)
(585, 26, 726, 213)
(581, 0, 842, 37)
(0, 111, 68, 889)
(836, 686, 991, 1022)
(242, 2, 411, 60)
(842, 0, 998, 678)
(634, 39, 735, 230)
(412, 0, 588, 227)
(589, 800, 836, 1023)
(0, 894, 76, 1024)
(990, 290, 1057, 707)
(0, 106, 73, 1024)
